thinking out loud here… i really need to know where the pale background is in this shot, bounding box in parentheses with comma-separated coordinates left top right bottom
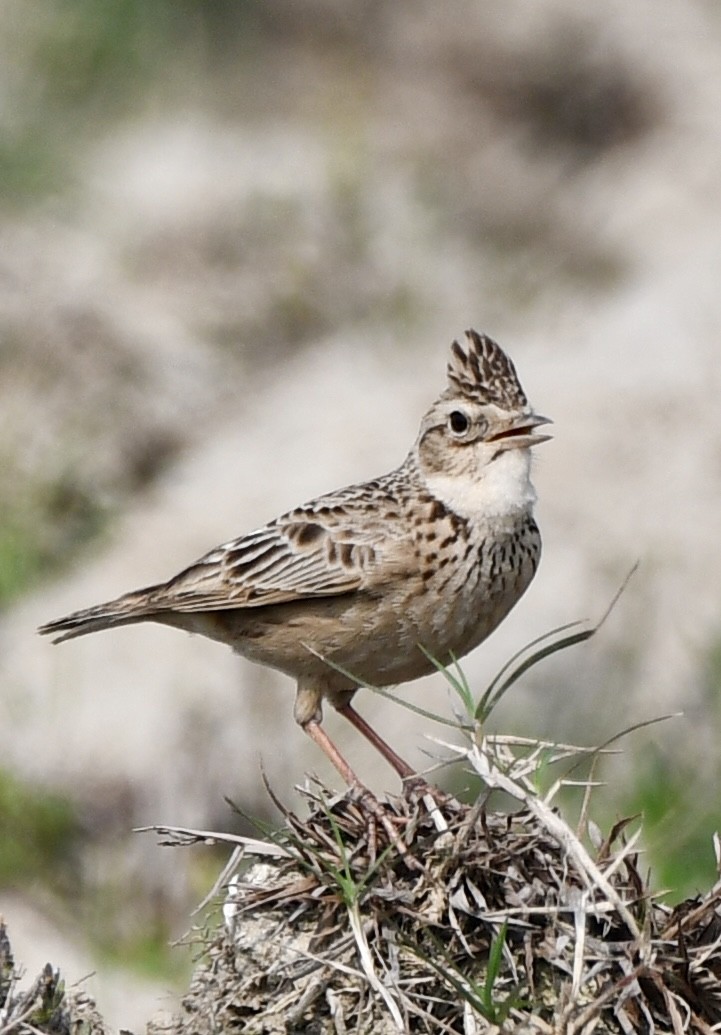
(1, 1, 720, 1028)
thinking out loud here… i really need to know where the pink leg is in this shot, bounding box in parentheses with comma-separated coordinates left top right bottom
(336, 703, 456, 810)
(335, 702, 416, 781)
(303, 718, 363, 786)
(303, 718, 413, 857)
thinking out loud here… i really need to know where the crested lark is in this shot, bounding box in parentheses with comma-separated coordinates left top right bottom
(39, 330, 550, 792)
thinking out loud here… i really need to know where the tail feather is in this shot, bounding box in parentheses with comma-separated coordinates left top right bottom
(38, 585, 163, 644)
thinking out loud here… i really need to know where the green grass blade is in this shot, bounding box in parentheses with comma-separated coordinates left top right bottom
(400, 932, 496, 1021)
(478, 626, 595, 720)
(483, 920, 508, 1013)
(417, 644, 474, 718)
(476, 564, 638, 721)
(370, 685, 472, 730)
(480, 620, 586, 709)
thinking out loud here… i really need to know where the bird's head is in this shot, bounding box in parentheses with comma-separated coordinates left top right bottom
(414, 330, 551, 515)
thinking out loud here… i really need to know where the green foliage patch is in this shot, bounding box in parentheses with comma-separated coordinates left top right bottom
(0, 769, 79, 889)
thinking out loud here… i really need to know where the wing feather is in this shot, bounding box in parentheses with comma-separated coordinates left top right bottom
(149, 502, 389, 613)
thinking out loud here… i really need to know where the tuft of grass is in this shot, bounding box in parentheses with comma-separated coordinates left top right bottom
(162, 736, 720, 1032)
(136, 599, 721, 1032)
(404, 919, 525, 1025)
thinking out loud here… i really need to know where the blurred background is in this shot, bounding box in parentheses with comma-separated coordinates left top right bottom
(2, 0, 721, 1027)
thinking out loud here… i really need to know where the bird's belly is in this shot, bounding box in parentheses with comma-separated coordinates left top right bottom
(217, 594, 433, 688)
(188, 519, 540, 691)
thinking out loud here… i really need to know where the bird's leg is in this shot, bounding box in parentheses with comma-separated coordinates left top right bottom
(294, 683, 412, 854)
(335, 702, 458, 810)
(334, 702, 415, 780)
(303, 719, 412, 856)
(303, 717, 363, 787)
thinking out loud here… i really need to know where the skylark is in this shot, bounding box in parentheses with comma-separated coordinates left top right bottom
(39, 330, 550, 792)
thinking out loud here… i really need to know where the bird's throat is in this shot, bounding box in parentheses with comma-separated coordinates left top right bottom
(424, 447, 536, 521)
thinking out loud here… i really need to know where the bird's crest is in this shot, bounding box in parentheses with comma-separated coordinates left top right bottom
(446, 329, 528, 410)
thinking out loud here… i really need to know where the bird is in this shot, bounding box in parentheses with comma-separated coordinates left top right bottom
(38, 330, 551, 797)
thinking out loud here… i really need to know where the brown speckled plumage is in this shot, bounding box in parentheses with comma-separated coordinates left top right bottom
(39, 330, 551, 791)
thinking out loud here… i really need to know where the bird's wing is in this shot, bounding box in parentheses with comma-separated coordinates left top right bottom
(150, 500, 398, 613)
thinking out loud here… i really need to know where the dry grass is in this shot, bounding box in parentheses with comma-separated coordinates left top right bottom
(145, 728, 721, 1034)
(3, 601, 720, 1032)
(3, 735, 721, 1035)
(0, 924, 106, 1035)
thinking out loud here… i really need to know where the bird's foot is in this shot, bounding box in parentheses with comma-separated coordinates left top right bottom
(402, 775, 458, 806)
(401, 777, 461, 834)
(348, 784, 423, 871)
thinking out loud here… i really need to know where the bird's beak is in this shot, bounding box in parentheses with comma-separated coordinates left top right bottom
(488, 412, 553, 451)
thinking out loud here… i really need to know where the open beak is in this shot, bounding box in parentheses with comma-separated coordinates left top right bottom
(488, 413, 553, 451)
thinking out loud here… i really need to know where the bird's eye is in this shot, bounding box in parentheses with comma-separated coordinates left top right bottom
(448, 410, 470, 435)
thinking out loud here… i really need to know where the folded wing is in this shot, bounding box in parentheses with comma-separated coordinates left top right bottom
(150, 508, 382, 612)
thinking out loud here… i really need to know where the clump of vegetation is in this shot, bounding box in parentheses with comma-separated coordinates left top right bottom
(0, 923, 106, 1035)
(149, 733, 721, 1033)
(139, 609, 721, 1033)
(5, 600, 720, 1032)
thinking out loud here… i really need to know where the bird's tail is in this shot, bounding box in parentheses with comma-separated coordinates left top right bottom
(38, 584, 164, 644)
